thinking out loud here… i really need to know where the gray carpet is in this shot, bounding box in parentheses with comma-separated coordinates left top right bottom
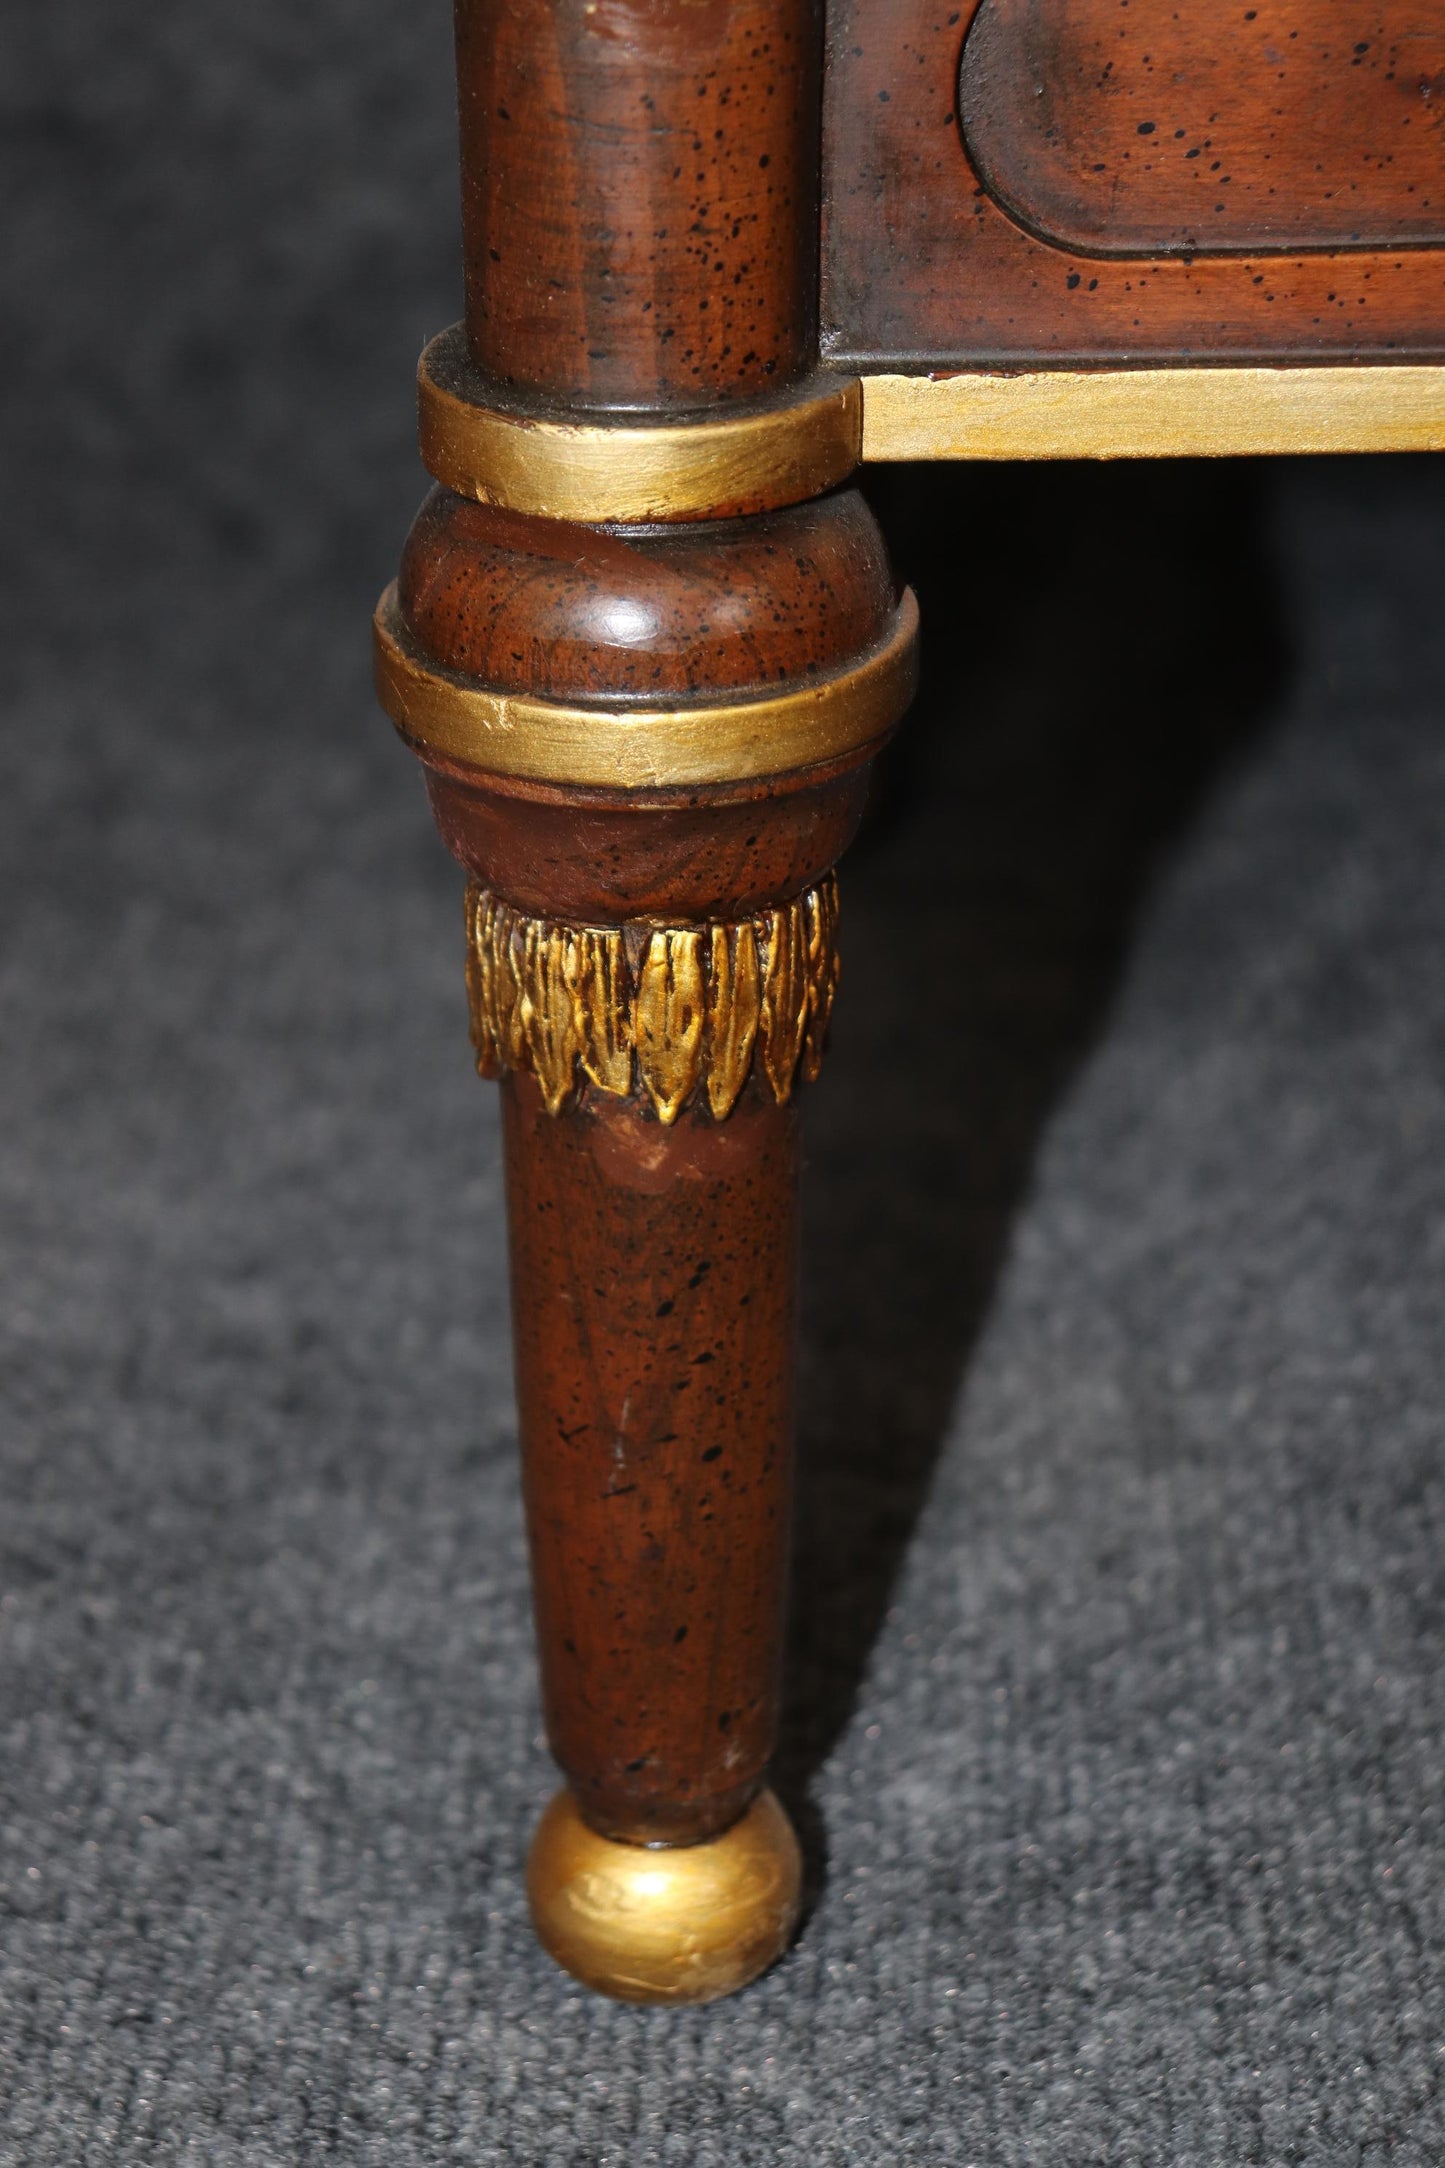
(4, 4, 1445, 2161)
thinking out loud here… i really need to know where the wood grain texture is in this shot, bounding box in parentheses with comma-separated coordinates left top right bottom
(420, 763, 870, 923)
(374, 578, 916, 790)
(383, 479, 913, 791)
(456, 0, 822, 410)
(399, 488, 894, 701)
(823, 0, 1445, 367)
(961, 0, 1444, 256)
(425, 766, 875, 925)
(504, 1074, 798, 1844)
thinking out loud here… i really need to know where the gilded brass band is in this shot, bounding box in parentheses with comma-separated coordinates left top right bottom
(374, 584, 919, 791)
(861, 365, 1445, 462)
(419, 327, 863, 523)
(417, 330, 1444, 516)
(465, 876, 840, 1122)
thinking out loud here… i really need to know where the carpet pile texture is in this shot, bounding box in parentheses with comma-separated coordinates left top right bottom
(3, 4, 1444, 2159)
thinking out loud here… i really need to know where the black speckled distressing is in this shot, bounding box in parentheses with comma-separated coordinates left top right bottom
(3, 3, 1445, 2161)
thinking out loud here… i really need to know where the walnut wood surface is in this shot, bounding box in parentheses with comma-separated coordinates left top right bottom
(426, 769, 873, 925)
(456, 0, 821, 410)
(823, 0, 1445, 367)
(378, 1, 909, 1868)
(961, 0, 1444, 257)
(398, 487, 894, 702)
(503, 1074, 797, 1844)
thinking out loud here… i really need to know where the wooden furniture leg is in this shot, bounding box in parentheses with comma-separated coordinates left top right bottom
(374, 0, 916, 2005)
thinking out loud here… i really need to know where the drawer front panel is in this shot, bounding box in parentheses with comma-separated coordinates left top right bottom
(823, 0, 1445, 367)
(961, 0, 1444, 258)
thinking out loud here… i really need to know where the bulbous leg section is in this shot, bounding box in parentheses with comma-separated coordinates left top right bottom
(527, 1787, 802, 2005)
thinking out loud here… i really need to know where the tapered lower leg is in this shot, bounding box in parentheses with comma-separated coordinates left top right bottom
(505, 1074, 798, 1848)
(489, 909, 825, 2003)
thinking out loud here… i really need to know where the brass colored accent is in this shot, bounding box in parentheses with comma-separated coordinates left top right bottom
(801, 878, 840, 1085)
(705, 921, 762, 1122)
(860, 365, 1445, 463)
(418, 325, 862, 522)
(526, 1786, 802, 2005)
(520, 917, 578, 1117)
(564, 928, 631, 1097)
(758, 901, 809, 1107)
(465, 876, 841, 1123)
(374, 584, 919, 791)
(634, 929, 706, 1124)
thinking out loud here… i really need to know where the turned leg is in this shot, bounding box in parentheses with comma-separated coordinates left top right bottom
(373, 0, 916, 2004)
